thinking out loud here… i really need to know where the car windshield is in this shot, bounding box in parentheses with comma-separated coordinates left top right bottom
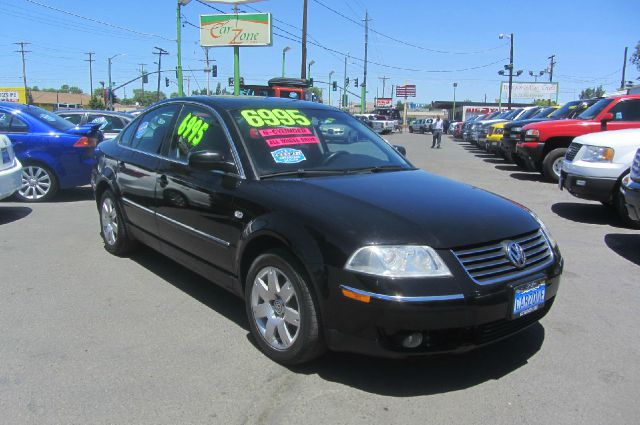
(532, 106, 556, 118)
(22, 106, 75, 132)
(577, 98, 614, 120)
(518, 108, 541, 120)
(230, 107, 412, 177)
(548, 101, 581, 119)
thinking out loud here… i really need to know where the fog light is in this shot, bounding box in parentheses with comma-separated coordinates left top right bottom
(576, 180, 586, 187)
(402, 332, 423, 348)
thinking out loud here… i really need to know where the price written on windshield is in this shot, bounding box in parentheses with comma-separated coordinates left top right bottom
(240, 109, 311, 127)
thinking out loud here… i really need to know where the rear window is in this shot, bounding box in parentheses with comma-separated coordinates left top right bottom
(23, 106, 75, 132)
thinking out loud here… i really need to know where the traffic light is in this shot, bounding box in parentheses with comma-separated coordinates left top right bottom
(332, 81, 337, 91)
(175, 67, 179, 79)
(165, 77, 170, 87)
(212, 65, 217, 77)
(228, 77, 233, 87)
(345, 77, 349, 86)
(309, 78, 314, 86)
(142, 73, 148, 84)
(354, 78, 359, 88)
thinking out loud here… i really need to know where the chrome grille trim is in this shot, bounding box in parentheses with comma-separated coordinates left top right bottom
(451, 229, 554, 285)
(565, 142, 582, 162)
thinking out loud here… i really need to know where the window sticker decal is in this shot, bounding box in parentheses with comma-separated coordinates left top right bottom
(259, 127, 312, 137)
(265, 136, 319, 148)
(271, 148, 306, 164)
(177, 112, 210, 146)
(135, 121, 149, 139)
(240, 109, 311, 127)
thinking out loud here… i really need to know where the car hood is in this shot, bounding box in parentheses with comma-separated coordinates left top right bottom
(573, 128, 640, 149)
(504, 117, 553, 129)
(522, 119, 593, 131)
(262, 170, 538, 249)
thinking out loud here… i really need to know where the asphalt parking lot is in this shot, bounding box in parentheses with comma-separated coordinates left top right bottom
(1, 133, 639, 425)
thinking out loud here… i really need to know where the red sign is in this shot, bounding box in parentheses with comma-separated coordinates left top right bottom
(375, 97, 393, 107)
(396, 85, 416, 98)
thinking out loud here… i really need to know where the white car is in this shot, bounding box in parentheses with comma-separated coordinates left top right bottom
(560, 128, 640, 226)
(0, 134, 22, 200)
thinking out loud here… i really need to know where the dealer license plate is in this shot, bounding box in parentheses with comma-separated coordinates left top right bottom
(512, 282, 546, 318)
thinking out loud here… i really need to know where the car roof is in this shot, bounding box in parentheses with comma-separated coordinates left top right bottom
(55, 109, 133, 117)
(156, 95, 338, 111)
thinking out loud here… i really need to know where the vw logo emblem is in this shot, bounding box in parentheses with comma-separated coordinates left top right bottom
(504, 241, 526, 268)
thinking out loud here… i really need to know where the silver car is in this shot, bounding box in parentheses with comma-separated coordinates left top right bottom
(56, 110, 133, 140)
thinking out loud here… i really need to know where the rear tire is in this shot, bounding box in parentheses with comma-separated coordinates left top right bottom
(14, 163, 59, 202)
(542, 148, 567, 182)
(245, 249, 325, 365)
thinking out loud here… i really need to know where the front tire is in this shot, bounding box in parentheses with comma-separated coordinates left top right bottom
(99, 190, 137, 255)
(245, 249, 325, 365)
(614, 175, 640, 229)
(14, 163, 59, 202)
(542, 148, 567, 182)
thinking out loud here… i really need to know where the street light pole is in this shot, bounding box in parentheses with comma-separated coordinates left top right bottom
(107, 53, 124, 110)
(282, 46, 290, 78)
(308, 60, 315, 79)
(176, 0, 191, 97)
(452, 83, 457, 121)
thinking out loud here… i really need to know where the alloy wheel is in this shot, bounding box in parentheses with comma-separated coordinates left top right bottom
(19, 166, 52, 200)
(250, 266, 301, 350)
(101, 197, 119, 246)
(552, 157, 563, 179)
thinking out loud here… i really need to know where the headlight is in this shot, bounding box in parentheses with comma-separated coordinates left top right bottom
(529, 212, 557, 248)
(345, 245, 452, 278)
(581, 145, 614, 162)
(525, 129, 540, 137)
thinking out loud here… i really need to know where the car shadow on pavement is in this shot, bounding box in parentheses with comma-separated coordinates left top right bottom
(294, 323, 545, 396)
(509, 172, 549, 183)
(129, 249, 249, 331)
(0, 206, 32, 225)
(495, 164, 524, 172)
(604, 234, 640, 266)
(51, 187, 95, 203)
(551, 202, 627, 228)
(483, 158, 505, 164)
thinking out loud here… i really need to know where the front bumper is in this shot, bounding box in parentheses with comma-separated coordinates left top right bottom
(324, 254, 562, 358)
(621, 176, 640, 222)
(559, 171, 617, 203)
(516, 142, 545, 170)
(0, 159, 23, 200)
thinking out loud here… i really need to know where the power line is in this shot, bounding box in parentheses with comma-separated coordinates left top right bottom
(21, 0, 175, 41)
(311, 0, 506, 55)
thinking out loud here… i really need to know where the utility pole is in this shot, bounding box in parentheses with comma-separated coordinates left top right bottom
(508, 33, 514, 110)
(139, 64, 146, 97)
(85, 52, 95, 97)
(203, 47, 211, 96)
(620, 47, 628, 91)
(14, 42, 30, 104)
(452, 82, 457, 121)
(548, 54, 556, 82)
(153, 47, 169, 101)
(301, 0, 308, 79)
(328, 70, 334, 106)
(361, 10, 370, 113)
(186, 76, 191, 96)
(379, 76, 390, 98)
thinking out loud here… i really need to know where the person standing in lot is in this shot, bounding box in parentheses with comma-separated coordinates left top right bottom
(431, 116, 444, 148)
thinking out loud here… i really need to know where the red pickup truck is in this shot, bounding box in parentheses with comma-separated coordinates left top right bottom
(516, 95, 640, 181)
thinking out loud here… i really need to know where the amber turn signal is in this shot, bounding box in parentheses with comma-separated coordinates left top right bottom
(341, 288, 370, 303)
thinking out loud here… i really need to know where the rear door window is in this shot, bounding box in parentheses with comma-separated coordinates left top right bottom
(609, 99, 640, 121)
(129, 105, 180, 154)
(60, 114, 83, 125)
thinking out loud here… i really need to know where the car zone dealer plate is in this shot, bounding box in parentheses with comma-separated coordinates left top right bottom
(512, 282, 546, 318)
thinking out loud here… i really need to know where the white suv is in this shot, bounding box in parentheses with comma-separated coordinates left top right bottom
(560, 128, 640, 226)
(0, 134, 23, 200)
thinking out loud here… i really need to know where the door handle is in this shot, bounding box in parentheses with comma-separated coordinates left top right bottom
(157, 174, 168, 188)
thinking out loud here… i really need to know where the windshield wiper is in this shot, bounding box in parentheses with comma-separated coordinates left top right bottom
(345, 165, 414, 174)
(260, 169, 345, 179)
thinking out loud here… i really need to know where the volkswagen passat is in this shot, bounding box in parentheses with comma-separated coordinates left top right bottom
(93, 97, 563, 365)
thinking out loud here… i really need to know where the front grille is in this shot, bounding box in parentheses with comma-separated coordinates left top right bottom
(565, 142, 582, 162)
(451, 229, 554, 285)
(476, 299, 553, 344)
(631, 149, 640, 182)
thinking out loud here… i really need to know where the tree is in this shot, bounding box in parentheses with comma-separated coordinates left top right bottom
(395, 100, 404, 111)
(579, 85, 605, 99)
(130, 89, 165, 106)
(631, 40, 640, 73)
(191, 88, 208, 95)
(88, 96, 105, 110)
(215, 82, 222, 95)
(308, 87, 322, 102)
(533, 99, 558, 106)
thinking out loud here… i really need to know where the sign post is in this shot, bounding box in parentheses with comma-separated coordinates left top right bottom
(200, 1, 271, 96)
(396, 84, 416, 129)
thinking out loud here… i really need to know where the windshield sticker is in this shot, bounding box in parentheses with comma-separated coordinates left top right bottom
(271, 148, 306, 164)
(266, 136, 319, 148)
(177, 112, 210, 147)
(135, 121, 149, 139)
(259, 127, 312, 137)
(240, 109, 311, 127)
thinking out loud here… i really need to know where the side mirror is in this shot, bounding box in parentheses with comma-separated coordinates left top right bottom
(393, 145, 407, 156)
(601, 112, 614, 123)
(188, 151, 236, 173)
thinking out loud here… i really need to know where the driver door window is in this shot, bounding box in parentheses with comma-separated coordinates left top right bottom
(609, 100, 640, 121)
(130, 105, 180, 154)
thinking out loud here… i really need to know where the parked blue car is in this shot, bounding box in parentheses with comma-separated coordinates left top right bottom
(0, 102, 103, 202)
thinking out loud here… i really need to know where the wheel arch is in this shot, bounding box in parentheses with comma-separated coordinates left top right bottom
(543, 136, 574, 156)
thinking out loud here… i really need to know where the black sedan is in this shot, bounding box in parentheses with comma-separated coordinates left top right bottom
(92, 96, 563, 365)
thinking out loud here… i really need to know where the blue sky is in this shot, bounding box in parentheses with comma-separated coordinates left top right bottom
(1, 0, 638, 106)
